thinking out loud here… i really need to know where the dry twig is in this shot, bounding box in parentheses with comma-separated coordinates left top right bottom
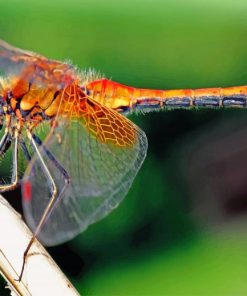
(0, 194, 80, 296)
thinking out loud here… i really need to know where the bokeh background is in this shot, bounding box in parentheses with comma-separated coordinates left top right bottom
(1, 0, 247, 295)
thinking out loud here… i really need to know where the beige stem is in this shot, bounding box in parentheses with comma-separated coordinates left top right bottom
(0, 194, 80, 296)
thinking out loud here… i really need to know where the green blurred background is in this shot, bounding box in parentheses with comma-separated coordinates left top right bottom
(1, 0, 247, 295)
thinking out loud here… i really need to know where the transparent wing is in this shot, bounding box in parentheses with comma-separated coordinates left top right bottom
(0, 39, 45, 77)
(0, 39, 45, 59)
(0, 39, 75, 92)
(22, 98, 148, 246)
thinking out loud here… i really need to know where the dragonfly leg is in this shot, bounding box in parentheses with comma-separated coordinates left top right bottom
(0, 129, 19, 192)
(0, 130, 11, 157)
(33, 133, 70, 181)
(32, 133, 71, 222)
(18, 130, 70, 281)
(19, 139, 31, 162)
(18, 129, 57, 281)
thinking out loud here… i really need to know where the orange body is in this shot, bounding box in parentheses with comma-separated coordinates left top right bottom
(3, 75, 247, 148)
(1, 39, 247, 253)
(86, 79, 247, 112)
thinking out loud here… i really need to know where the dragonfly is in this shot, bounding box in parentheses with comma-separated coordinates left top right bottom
(0, 39, 246, 280)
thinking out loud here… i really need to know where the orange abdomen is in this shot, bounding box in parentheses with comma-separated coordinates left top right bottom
(86, 79, 247, 113)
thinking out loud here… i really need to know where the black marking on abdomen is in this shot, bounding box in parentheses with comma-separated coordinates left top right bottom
(135, 98, 161, 111)
(222, 95, 246, 107)
(164, 97, 191, 108)
(193, 96, 220, 107)
(117, 105, 130, 114)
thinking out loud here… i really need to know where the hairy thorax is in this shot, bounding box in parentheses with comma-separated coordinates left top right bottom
(0, 76, 89, 131)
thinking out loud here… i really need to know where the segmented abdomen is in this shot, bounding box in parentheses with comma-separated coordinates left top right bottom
(134, 86, 247, 112)
(86, 79, 247, 114)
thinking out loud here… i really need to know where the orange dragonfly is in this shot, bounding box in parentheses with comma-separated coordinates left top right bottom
(0, 39, 246, 279)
